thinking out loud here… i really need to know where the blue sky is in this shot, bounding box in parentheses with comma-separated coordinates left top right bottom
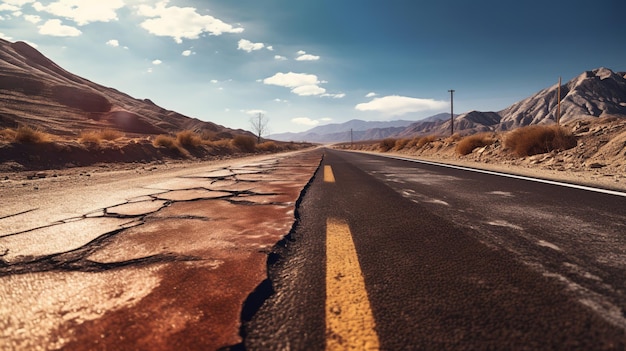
(1, 0, 624, 133)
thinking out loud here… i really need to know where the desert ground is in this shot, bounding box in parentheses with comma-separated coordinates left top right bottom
(336, 116, 626, 192)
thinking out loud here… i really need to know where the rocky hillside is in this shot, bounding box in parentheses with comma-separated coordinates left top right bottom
(399, 67, 626, 137)
(0, 39, 250, 138)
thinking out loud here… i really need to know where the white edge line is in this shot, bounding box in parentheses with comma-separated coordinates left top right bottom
(373, 154, 626, 198)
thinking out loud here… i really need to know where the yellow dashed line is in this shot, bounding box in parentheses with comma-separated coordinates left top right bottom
(324, 165, 336, 183)
(326, 218, 380, 350)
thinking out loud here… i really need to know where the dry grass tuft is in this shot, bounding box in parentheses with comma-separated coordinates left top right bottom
(504, 125, 577, 157)
(456, 133, 496, 155)
(99, 129, 124, 141)
(0, 128, 17, 142)
(153, 134, 190, 157)
(444, 133, 463, 143)
(257, 141, 278, 152)
(14, 126, 51, 143)
(233, 135, 256, 153)
(379, 138, 396, 152)
(415, 135, 438, 149)
(393, 138, 411, 151)
(79, 129, 123, 144)
(176, 130, 203, 148)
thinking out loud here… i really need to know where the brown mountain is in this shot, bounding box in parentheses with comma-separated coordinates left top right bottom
(397, 67, 626, 137)
(0, 39, 248, 138)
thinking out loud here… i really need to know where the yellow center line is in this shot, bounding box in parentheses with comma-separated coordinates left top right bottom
(326, 218, 380, 350)
(324, 165, 336, 183)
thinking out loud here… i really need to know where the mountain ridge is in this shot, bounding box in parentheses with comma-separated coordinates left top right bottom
(272, 68, 626, 142)
(0, 39, 251, 139)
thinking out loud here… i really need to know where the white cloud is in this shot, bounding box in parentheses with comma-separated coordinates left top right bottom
(264, 72, 328, 97)
(320, 118, 333, 122)
(292, 85, 326, 96)
(274, 55, 287, 61)
(182, 50, 193, 56)
(106, 39, 119, 47)
(237, 38, 264, 52)
(137, 1, 244, 44)
(2, 0, 35, 5)
(365, 92, 378, 98)
(274, 98, 288, 103)
(296, 50, 306, 55)
(355, 95, 448, 116)
(267, 46, 274, 51)
(33, 0, 124, 26)
(152, 59, 162, 65)
(38, 19, 81, 36)
(0, 4, 20, 12)
(296, 54, 320, 61)
(210, 79, 219, 84)
(291, 117, 320, 126)
(23, 14, 41, 23)
(322, 93, 346, 99)
(263, 72, 320, 89)
(262, 72, 342, 98)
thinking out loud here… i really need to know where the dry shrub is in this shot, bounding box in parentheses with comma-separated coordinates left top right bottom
(233, 135, 256, 153)
(213, 139, 233, 147)
(257, 141, 278, 152)
(456, 133, 496, 155)
(153, 134, 190, 157)
(415, 135, 437, 149)
(99, 129, 123, 141)
(176, 130, 202, 148)
(201, 130, 217, 141)
(444, 133, 463, 143)
(154, 134, 177, 149)
(79, 131, 101, 144)
(504, 125, 577, 157)
(393, 138, 411, 151)
(0, 128, 17, 142)
(79, 129, 123, 144)
(379, 138, 396, 152)
(14, 126, 51, 143)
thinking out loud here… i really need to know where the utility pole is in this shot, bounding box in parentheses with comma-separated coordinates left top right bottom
(557, 77, 561, 126)
(448, 89, 455, 136)
(350, 128, 353, 147)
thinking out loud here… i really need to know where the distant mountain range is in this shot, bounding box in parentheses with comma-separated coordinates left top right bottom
(0, 39, 252, 138)
(269, 114, 452, 143)
(272, 67, 626, 142)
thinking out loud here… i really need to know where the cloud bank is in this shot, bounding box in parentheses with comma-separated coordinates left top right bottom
(136, 0, 244, 44)
(355, 95, 448, 116)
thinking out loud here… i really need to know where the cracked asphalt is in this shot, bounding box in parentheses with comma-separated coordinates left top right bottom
(0, 149, 322, 350)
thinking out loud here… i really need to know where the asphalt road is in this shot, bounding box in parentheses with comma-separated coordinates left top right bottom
(240, 148, 626, 350)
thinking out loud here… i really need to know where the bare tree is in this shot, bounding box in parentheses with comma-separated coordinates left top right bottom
(250, 112, 269, 144)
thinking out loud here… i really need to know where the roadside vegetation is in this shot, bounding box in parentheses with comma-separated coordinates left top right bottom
(0, 126, 53, 143)
(0, 126, 311, 170)
(79, 129, 124, 144)
(337, 124, 578, 160)
(504, 125, 577, 156)
(455, 133, 496, 155)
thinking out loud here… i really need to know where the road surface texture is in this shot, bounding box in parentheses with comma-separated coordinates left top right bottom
(241, 149, 626, 350)
(0, 149, 322, 350)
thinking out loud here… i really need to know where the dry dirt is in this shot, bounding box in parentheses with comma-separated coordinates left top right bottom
(342, 117, 626, 192)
